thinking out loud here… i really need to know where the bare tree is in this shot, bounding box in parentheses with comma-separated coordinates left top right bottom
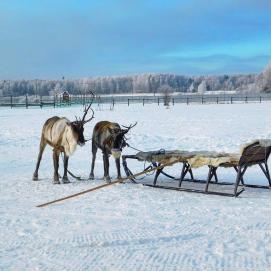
(158, 85, 172, 106)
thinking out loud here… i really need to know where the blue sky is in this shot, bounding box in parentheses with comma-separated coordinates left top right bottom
(0, 0, 270, 79)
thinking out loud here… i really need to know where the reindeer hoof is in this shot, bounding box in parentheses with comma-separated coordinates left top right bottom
(62, 177, 70, 184)
(104, 176, 111, 183)
(32, 174, 39, 181)
(89, 173, 94, 180)
(53, 176, 60, 184)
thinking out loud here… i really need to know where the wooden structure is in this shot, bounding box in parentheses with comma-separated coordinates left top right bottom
(122, 140, 271, 197)
(1, 93, 271, 109)
(204, 141, 271, 195)
(62, 91, 70, 102)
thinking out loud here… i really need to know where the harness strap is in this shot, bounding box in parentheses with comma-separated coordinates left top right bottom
(59, 152, 85, 180)
(126, 143, 143, 152)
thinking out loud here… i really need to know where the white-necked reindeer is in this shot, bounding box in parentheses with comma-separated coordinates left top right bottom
(33, 104, 94, 184)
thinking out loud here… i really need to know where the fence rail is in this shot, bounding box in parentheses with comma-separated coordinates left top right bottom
(0, 93, 271, 108)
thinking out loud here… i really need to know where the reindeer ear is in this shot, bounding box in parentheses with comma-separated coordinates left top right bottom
(67, 122, 71, 126)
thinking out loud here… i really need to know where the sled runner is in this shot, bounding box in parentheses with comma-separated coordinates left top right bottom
(122, 140, 271, 197)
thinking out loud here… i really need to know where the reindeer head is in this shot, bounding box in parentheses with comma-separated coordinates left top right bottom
(71, 103, 94, 146)
(110, 122, 137, 157)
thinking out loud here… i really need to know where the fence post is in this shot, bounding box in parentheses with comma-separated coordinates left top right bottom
(54, 95, 56, 108)
(40, 95, 43, 108)
(216, 97, 218, 104)
(112, 98, 115, 108)
(10, 95, 13, 108)
(143, 99, 145, 106)
(231, 96, 233, 104)
(128, 99, 129, 106)
(201, 97, 204, 104)
(245, 96, 248, 103)
(158, 98, 160, 105)
(172, 98, 174, 105)
(260, 96, 262, 103)
(26, 94, 28, 109)
(186, 97, 189, 105)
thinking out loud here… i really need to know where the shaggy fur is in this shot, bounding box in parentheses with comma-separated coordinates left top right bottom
(90, 121, 126, 182)
(42, 117, 78, 156)
(33, 117, 83, 184)
(33, 103, 94, 184)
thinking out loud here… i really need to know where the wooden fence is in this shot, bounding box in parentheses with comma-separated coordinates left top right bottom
(0, 94, 271, 109)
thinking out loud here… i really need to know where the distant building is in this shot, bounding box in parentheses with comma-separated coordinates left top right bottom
(62, 91, 70, 102)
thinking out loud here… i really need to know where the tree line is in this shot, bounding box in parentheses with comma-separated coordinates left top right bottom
(1, 67, 270, 97)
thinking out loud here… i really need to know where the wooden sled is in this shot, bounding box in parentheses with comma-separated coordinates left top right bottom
(122, 140, 271, 197)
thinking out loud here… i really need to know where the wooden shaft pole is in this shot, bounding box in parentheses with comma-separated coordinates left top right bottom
(36, 160, 178, 208)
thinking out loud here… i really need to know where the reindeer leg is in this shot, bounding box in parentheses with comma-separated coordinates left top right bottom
(103, 151, 111, 183)
(62, 153, 70, 183)
(89, 142, 97, 180)
(53, 149, 61, 184)
(33, 137, 47, 181)
(115, 158, 121, 179)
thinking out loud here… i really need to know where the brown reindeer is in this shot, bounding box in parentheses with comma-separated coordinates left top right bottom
(89, 121, 137, 182)
(33, 104, 94, 184)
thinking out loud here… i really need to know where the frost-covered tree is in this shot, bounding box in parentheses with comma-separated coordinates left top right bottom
(198, 81, 207, 94)
(0, 72, 262, 96)
(53, 82, 62, 95)
(262, 63, 271, 92)
(188, 82, 196, 93)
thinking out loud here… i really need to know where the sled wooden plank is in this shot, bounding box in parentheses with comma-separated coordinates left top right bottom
(143, 183, 245, 197)
(36, 160, 179, 208)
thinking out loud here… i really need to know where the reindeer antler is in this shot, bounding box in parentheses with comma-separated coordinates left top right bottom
(121, 122, 137, 134)
(74, 91, 95, 124)
(81, 103, 95, 124)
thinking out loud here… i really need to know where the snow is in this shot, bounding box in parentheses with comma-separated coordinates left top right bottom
(1, 103, 271, 271)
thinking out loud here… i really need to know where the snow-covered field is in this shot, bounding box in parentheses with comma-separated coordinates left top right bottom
(1, 103, 271, 271)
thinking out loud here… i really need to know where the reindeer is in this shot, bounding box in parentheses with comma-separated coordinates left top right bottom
(33, 104, 94, 184)
(89, 121, 137, 182)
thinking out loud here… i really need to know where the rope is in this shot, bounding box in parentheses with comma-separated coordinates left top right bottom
(144, 162, 156, 176)
(59, 136, 93, 180)
(67, 169, 84, 181)
(127, 161, 155, 182)
(60, 153, 85, 181)
(125, 144, 151, 180)
(36, 159, 179, 208)
(126, 143, 143, 152)
(61, 142, 149, 181)
(127, 143, 166, 156)
(125, 145, 166, 180)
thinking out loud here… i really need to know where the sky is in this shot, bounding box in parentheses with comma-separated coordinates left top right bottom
(0, 0, 271, 79)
